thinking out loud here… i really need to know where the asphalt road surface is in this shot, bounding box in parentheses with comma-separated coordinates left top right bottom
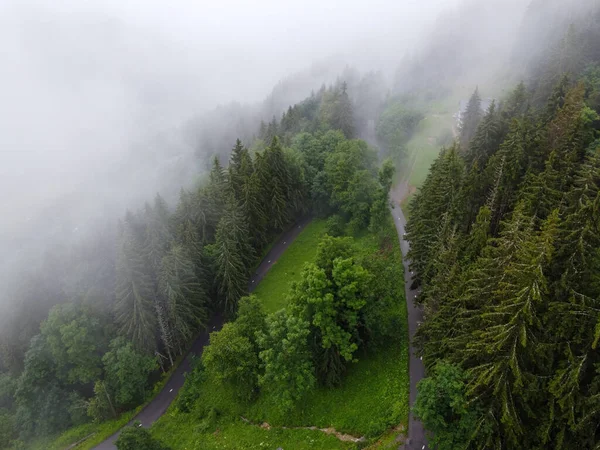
(93, 218, 311, 450)
(391, 194, 429, 450)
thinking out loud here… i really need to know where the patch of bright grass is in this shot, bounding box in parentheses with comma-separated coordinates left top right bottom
(252, 219, 328, 313)
(404, 114, 454, 188)
(248, 335, 409, 438)
(151, 414, 353, 450)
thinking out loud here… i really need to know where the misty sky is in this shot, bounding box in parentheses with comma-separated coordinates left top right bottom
(0, 0, 461, 237)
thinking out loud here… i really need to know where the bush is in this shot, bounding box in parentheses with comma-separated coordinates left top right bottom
(201, 323, 260, 402)
(175, 358, 204, 413)
(325, 215, 346, 236)
(0, 408, 14, 445)
(194, 408, 219, 433)
(115, 422, 170, 450)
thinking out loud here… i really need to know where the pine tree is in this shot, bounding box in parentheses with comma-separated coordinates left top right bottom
(241, 170, 268, 250)
(214, 199, 253, 315)
(465, 101, 501, 169)
(544, 154, 600, 447)
(114, 216, 157, 354)
(332, 82, 355, 138)
(228, 139, 253, 200)
(158, 245, 207, 357)
(144, 194, 173, 276)
(464, 209, 559, 448)
(406, 145, 465, 286)
(460, 88, 483, 148)
(257, 137, 293, 231)
(482, 118, 532, 235)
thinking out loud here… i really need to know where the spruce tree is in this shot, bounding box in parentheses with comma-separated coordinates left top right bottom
(465, 101, 500, 169)
(332, 82, 355, 138)
(144, 194, 173, 276)
(406, 145, 464, 287)
(158, 246, 207, 357)
(214, 198, 253, 315)
(460, 87, 483, 149)
(115, 216, 157, 354)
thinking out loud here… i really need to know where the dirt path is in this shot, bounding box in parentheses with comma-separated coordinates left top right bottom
(93, 218, 311, 450)
(390, 191, 429, 450)
(240, 417, 366, 444)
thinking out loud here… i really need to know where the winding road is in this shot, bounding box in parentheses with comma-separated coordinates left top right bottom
(93, 219, 310, 450)
(391, 183, 429, 450)
(93, 205, 428, 450)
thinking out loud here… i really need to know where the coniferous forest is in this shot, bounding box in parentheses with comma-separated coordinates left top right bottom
(2, 0, 600, 449)
(408, 7, 600, 450)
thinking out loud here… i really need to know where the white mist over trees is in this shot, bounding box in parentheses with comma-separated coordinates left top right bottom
(1, 0, 599, 446)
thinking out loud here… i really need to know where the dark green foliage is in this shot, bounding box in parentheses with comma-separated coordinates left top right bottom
(369, 159, 396, 234)
(460, 87, 483, 148)
(174, 358, 204, 413)
(40, 303, 109, 385)
(101, 337, 157, 411)
(320, 82, 355, 138)
(214, 199, 253, 315)
(0, 374, 15, 410)
(325, 214, 346, 237)
(158, 246, 207, 362)
(414, 362, 484, 450)
(115, 422, 170, 450)
(409, 78, 600, 449)
(324, 139, 379, 230)
(405, 144, 464, 295)
(115, 214, 157, 354)
(87, 336, 157, 422)
(14, 335, 74, 438)
(0, 408, 14, 447)
(144, 194, 173, 274)
(465, 101, 501, 168)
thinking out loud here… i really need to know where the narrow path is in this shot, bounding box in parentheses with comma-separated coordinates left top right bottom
(93, 218, 311, 450)
(390, 186, 429, 450)
(239, 417, 366, 444)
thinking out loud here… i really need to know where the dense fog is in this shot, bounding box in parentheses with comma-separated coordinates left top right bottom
(0, 0, 593, 369)
(0, 0, 459, 236)
(2, 0, 600, 445)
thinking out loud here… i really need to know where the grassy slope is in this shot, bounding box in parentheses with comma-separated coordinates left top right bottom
(252, 219, 328, 313)
(400, 80, 515, 191)
(405, 114, 455, 187)
(150, 215, 409, 449)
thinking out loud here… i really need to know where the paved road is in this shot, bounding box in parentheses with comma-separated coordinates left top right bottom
(391, 194, 429, 450)
(94, 218, 311, 450)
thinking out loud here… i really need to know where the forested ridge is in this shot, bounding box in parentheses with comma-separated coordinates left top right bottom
(408, 10, 600, 450)
(2, 0, 600, 448)
(0, 75, 404, 448)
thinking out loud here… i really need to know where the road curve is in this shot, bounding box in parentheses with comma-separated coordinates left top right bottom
(391, 202, 429, 450)
(93, 218, 311, 450)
